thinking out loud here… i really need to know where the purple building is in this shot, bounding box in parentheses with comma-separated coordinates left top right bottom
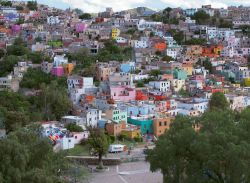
(11, 24, 21, 34)
(51, 67, 64, 77)
(75, 23, 87, 33)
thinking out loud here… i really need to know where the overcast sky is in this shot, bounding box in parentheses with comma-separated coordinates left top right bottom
(36, 0, 250, 13)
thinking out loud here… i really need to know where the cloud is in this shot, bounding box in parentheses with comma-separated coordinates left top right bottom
(46, 0, 250, 12)
(160, 0, 250, 9)
(61, 0, 147, 13)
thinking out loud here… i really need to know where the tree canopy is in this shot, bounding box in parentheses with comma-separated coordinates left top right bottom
(27, 1, 38, 10)
(0, 126, 68, 183)
(79, 13, 92, 20)
(87, 127, 110, 169)
(66, 123, 84, 132)
(147, 109, 250, 183)
(209, 92, 229, 111)
(192, 10, 210, 25)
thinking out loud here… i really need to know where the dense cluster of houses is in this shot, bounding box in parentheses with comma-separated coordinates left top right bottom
(1, 2, 250, 145)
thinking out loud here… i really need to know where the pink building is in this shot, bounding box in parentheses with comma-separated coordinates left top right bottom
(190, 75, 205, 82)
(75, 23, 87, 33)
(110, 86, 136, 102)
(51, 67, 64, 77)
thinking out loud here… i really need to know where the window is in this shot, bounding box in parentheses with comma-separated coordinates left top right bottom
(159, 122, 162, 126)
(164, 122, 167, 126)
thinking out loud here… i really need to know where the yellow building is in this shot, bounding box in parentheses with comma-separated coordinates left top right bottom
(111, 27, 120, 39)
(213, 45, 223, 55)
(182, 63, 193, 75)
(244, 78, 250, 86)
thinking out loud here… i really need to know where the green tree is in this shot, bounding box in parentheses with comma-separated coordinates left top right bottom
(20, 68, 67, 89)
(203, 59, 213, 73)
(136, 81, 145, 87)
(147, 110, 250, 183)
(184, 38, 207, 45)
(79, 13, 92, 20)
(209, 92, 229, 111)
(193, 10, 210, 25)
(16, 5, 24, 11)
(66, 123, 84, 132)
(28, 52, 43, 64)
(27, 1, 37, 10)
(0, 48, 5, 59)
(0, 91, 32, 133)
(0, 126, 68, 182)
(173, 31, 184, 45)
(6, 37, 29, 56)
(87, 127, 110, 169)
(147, 116, 198, 183)
(150, 69, 161, 77)
(0, 0, 12, 6)
(37, 82, 72, 120)
(162, 55, 174, 62)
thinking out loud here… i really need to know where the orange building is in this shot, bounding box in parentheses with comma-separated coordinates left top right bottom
(153, 115, 174, 137)
(186, 45, 203, 57)
(154, 42, 167, 51)
(64, 63, 74, 75)
(202, 45, 223, 58)
(106, 123, 123, 137)
(182, 62, 193, 76)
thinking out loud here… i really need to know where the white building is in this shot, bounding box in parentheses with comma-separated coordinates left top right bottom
(171, 79, 185, 92)
(177, 98, 208, 113)
(61, 116, 86, 129)
(149, 81, 171, 92)
(133, 74, 149, 81)
(53, 55, 68, 67)
(115, 37, 128, 44)
(0, 75, 19, 92)
(82, 108, 102, 127)
(166, 48, 178, 59)
(47, 16, 60, 25)
(67, 77, 95, 104)
(132, 39, 148, 48)
(137, 19, 162, 31)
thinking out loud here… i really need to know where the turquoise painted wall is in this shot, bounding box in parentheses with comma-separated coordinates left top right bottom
(127, 117, 153, 134)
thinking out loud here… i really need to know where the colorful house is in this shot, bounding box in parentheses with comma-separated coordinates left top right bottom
(51, 67, 64, 77)
(128, 117, 153, 134)
(182, 63, 193, 76)
(111, 27, 120, 39)
(75, 23, 87, 33)
(110, 86, 136, 102)
(64, 63, 74, 75)
(244, 78, 250, 86)
(173, 69, 188, 80)
(121, 124, 141, 139)
(202, 45, 223, 58)
(105, 108, 127, 123)
(154, 42, 167, 51)
(153, 115, 174, 137)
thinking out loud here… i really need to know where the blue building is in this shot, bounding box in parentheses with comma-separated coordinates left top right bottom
(120, 62, 135, 73)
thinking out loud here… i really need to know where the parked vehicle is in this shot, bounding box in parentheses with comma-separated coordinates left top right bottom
(108, 144, 126, 153)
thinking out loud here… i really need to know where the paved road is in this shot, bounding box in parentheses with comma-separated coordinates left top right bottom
(88, 161, 162, 183)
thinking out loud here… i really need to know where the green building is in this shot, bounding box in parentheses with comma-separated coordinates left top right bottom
(127, 117, 153, 134)
(173, 68, 188, 80)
